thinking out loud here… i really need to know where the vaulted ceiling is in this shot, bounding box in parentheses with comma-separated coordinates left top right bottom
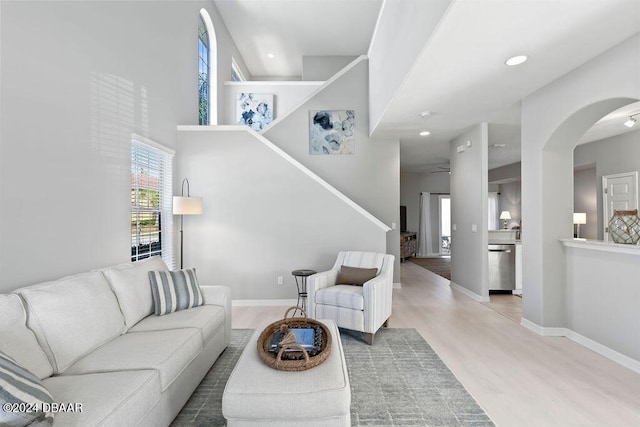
(214, 0, 640, 173)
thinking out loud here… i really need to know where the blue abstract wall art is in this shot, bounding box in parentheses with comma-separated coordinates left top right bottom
(309, 110, 355, 155)
(236, 93, 274, 130)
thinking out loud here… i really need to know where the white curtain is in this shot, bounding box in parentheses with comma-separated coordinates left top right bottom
(488, 192, 499, 230)
(418, 192, 432, 257)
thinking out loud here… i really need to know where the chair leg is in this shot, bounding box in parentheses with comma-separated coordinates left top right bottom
(366, 333, 374, 346)
(383, 319, 389, 328)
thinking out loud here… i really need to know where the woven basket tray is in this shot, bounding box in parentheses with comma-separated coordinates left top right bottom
(257, 307, 332, 371)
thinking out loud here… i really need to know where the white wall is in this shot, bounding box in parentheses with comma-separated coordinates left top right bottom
(223, 81, 322, 126)
(368, 0, 451, 135)
(262, 59, 401, 282)
(521, 33, 640, 329)
(499, 181, 521, 230)
(450, 124, 488, 299)
(565, 245, 640, 364)
(0, 1, 244, 291)
(302, 56, 357, 81)
(573, 166, 598, 239)
(574, 129, 640, 240)
(176, 129, 387, 300)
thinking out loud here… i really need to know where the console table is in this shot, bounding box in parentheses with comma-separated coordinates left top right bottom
(400, 231, 417, 262)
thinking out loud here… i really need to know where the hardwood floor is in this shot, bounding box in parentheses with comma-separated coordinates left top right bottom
(482, 293, 522, 324)
(232, 262, 640, 427)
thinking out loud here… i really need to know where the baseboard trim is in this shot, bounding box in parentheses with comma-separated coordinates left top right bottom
(520, 318, 640, 374)
(232, 299, 297, 307)
(450, 282, 490, 302)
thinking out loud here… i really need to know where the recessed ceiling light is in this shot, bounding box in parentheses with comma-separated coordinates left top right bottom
(418, 111, 431, 118)
(419, 131, 430, 136)
(267, 53, 275, 59)
(505, 55, 528, 66)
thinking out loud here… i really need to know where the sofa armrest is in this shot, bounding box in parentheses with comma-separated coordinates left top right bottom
(306, 270, 338, 319)
(201, 285, 231, 347)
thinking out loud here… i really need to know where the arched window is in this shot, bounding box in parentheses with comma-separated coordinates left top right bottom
(198, 9, 217, 125)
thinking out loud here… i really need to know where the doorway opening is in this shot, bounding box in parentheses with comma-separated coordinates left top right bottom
(439, 195, 451, 256)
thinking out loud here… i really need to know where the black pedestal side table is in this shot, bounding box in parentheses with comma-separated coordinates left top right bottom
(291, 269, 316, 316)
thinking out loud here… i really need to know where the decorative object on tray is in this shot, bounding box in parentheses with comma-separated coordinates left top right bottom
(309, 110, 355, 155)
(257, 306, 331, 371)
(608, 209, 640, 244)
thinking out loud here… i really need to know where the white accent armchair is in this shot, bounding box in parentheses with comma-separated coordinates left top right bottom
(307, 251, 395, 345)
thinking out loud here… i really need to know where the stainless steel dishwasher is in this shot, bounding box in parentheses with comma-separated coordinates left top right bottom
(488, 244, 515, 291)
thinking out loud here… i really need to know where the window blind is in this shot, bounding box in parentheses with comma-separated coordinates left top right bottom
(131, 136, 174, 269)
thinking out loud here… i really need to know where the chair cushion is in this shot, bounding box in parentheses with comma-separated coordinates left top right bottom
(44, 370, 160, 427)
(0, 294, 53, 380)
(129, 304, 225, 345)
(63, 328, 202, 391)
(18, 271, 126, 374)
(0, 353, 54, 427)
(148, 269, 203, 315)
(316, 285, 364, 310)
(336, 265, 377, 286)
(102, 256, 169, 329)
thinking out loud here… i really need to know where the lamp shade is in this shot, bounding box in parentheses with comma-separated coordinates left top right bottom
(173, 196, 203, 215)
(573, 212, 586, 225)
(499, 211, 511, 220)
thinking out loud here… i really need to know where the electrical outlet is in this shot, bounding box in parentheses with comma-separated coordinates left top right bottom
(391, 222, 396, 230)
(277, 276, 283, 285)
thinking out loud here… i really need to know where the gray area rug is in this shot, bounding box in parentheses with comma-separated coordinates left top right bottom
(172, 328, 494, 427)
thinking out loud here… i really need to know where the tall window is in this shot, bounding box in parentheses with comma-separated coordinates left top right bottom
(131, 136, 174, 268)
(198, 9, 217, 125)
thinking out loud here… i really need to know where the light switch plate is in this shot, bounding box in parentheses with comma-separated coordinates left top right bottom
(472, 224, 477, 232)
(452, 224, 457, 231)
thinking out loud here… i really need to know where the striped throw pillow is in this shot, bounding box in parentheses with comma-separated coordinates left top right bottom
(148, 269, 204, 315)
(0, 352, 54, 426)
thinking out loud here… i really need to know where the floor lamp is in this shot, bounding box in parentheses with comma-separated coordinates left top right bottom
(173, 178, 203, 269)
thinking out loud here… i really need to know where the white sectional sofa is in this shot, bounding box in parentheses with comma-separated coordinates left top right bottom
(0, 256, 231, 426)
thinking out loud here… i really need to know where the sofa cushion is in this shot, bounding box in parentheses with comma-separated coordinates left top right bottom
(148, 269, 203, 315)
(336, 265, 378, 286)
(0, 294, 53, 380)
(0, 352, 54, 427)
(44, 370, 160, 427)
(129, 304, 225, 345)
(102, 256, 168, 329)
(18, 271, 125, 374)
(316, 285, 364, 310)
(64, 328, 202, 391)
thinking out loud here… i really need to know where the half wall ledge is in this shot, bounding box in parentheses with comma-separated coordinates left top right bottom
(559, 238, 640, 256)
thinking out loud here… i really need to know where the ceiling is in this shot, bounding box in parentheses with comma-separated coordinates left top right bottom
(214, 0, 640, 172)
(214, 0, 382, 78)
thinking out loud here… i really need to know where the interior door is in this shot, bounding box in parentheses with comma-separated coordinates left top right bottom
(602, 171, 639, 241)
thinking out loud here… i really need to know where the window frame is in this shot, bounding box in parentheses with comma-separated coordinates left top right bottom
(130, 134, 175, 268)
(199, 9, 217, 125)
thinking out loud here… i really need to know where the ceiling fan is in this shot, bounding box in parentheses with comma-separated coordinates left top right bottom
(430, 166, 451, 174)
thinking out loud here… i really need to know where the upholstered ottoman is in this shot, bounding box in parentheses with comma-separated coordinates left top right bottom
(222, 319, 351, 426)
